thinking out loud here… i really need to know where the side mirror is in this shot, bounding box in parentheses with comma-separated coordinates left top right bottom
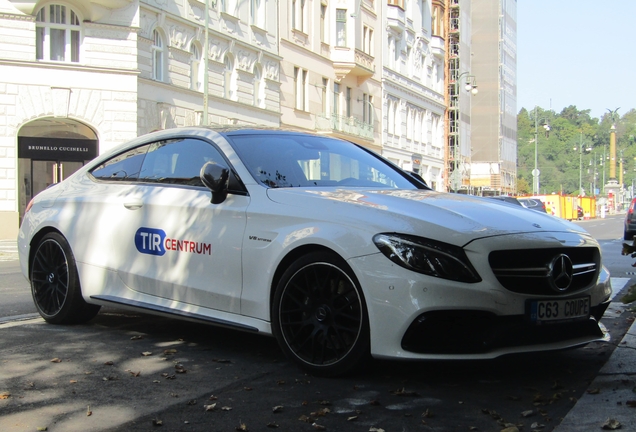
(200, 162, 230, 204)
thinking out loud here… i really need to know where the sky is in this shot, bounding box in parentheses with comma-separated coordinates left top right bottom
(516, 1, 636, 120)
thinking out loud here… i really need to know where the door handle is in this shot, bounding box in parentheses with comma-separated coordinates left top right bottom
(124, 200, 143, 210)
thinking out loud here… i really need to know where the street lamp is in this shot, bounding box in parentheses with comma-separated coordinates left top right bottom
(573, 132, 591, 196)
(533, 106, 551, 195)
(450, 71, 478, 192)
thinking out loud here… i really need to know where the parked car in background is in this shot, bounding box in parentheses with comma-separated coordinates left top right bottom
(519, 198, 548, 213)
(624, 198, 636, 240)
(18, 127, 612, 376)
(487, 195, 523, 206)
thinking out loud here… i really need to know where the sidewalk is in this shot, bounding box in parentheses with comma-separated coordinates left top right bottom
(554, 280, 636, 431)
(0, 239, 18, 261)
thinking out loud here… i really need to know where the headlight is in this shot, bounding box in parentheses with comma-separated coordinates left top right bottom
(373, 233, 481, 283)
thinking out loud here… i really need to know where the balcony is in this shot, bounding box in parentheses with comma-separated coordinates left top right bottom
(431, 36, 445, 59)
(315, 114, 374, 141)
(387, 3, 406, 33)
(332, 48, 375, 82)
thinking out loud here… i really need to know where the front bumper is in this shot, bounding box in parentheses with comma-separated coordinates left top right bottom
(401, 300, 609, 354)
(349, 232, 612, 360)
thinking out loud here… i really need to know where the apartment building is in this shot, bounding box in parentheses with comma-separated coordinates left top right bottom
(470, 0, 517, 195)
(0, 0, 280, 239)
(279, 0, 382, 153)
(382, 0, 446, 191)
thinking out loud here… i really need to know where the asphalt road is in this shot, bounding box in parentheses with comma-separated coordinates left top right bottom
(0, 214, 634, 432)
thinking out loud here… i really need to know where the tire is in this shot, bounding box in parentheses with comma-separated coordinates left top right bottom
(272, 251, 370, 377)
(30, 232, 101, 324)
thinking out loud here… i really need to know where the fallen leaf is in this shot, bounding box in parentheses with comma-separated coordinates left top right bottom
(164, 349, 177, 355)
(0, 393, 10, 399)
(626, 400, 636, 407)
(152, 419, 163, 426)
(530, 422, 545, 429)
(104, 361, 114, 366)
(347, 416, 358, 421)
(311, 423, 326, 430)
(369, 428, 385, 432)
(209, 395, 218, 400)
(129, 371, 141, 377)
(213, 358, 232, 363)
(235, 421, 248, 431)
(86, 405, 92, 416)
(310, 408, 330, 417)
(587, 388, 600, 395)
(244, 387, 253, 391)
(204, 403, 216, 411)
(130, 335, 143, 340)
(272, 405, 284, 413)
(266, 423, 279, 428)
(222, 406, 232, 411)
(175, 364, 187, 373)
(601, 418, 622, 430)
(319, 400, 332, 406)
(521, 410, 535, 417)
(36, 428, 47, 431)
(50, 358, 62, 363)
(141, 352, 153, 356)
(70, 380, 77, 384)
(298, 415, 313, 423)
(422, 409, 433, 418)
(277, 380, 286, 385)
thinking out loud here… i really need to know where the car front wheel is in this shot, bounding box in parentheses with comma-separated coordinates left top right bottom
(272, 251, 370, 377)
(30, 232, 101, 324)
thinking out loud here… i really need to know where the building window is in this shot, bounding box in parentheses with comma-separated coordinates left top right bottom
(345, 87, 352, 117)
(336, 9, 347, 47)
(388, 0, 405, 9)
(363, 26, 373, 56)
(254, 66, 266, 108)
(190, 44, 202, 91)
(294, 67, 308, 111)
(333, 82, 341, 116)
(322, 78, 329, 115)
(320, 3, 327, 43)
(363, 93, 373, 125)
(224, 56, 237, 100)
(152, 29, 164, 81)
(292, 0, 306, 32)
(221, 0, 237, 15)
(35, 4, 81, 62)
(251, 0, 266, 28)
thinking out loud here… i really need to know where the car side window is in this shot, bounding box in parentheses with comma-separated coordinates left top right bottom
(138, 138, 243, 191)
(90, 145, 150, 180)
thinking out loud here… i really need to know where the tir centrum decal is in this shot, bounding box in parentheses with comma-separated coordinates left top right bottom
(135, 227, 212, 256)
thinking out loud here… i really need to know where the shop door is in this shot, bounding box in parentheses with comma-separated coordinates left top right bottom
(21, 160, 84, 219)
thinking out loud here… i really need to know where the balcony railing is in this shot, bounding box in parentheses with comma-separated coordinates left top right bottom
(315, 114, 374, 140)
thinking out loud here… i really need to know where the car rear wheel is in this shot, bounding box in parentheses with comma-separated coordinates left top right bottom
(624, 230, 634, 241)
(30, 232, 101, 324)
(272, 251, 370, 377)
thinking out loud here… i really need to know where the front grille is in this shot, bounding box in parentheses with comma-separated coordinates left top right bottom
(488, 247, 599, 295)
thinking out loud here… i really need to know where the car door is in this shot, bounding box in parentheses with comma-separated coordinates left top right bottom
(116, 137, 249, 314)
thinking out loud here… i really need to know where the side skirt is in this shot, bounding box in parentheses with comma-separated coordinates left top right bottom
(90, 295, 259, 333)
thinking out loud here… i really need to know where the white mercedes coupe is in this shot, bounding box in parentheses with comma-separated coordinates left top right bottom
(18, 127, 612, 376)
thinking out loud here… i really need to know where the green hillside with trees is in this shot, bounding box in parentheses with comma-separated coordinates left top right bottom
(516, 107, 636, 196)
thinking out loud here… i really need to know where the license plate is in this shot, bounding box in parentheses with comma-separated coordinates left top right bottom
(528, 297, 590, 323)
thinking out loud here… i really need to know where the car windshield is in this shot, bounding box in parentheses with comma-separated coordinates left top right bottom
(227, 133, 418, 189)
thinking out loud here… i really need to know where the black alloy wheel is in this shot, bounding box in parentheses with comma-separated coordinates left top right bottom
(273, 252, 369, 377)
(30, 232, 100, 324)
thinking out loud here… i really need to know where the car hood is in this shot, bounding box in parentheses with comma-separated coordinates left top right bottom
(265, 188, 586, 245)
